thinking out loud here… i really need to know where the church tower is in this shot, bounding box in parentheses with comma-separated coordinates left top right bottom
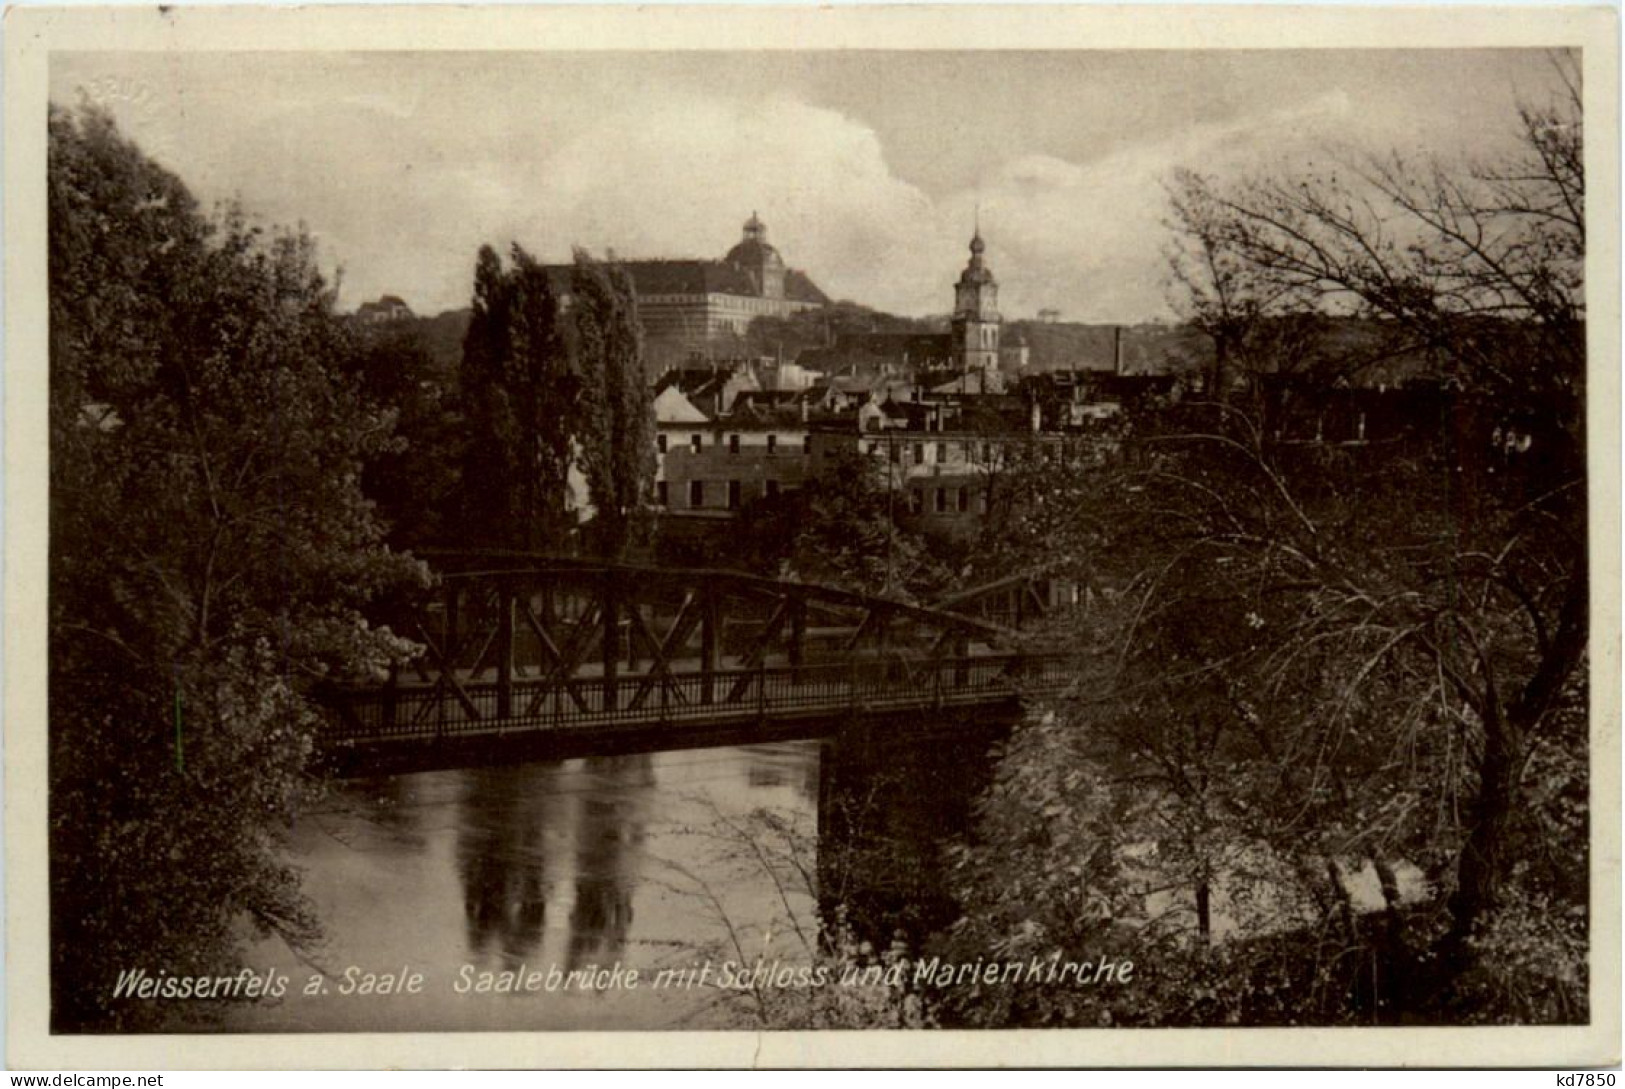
(951, 226, 1001, 375)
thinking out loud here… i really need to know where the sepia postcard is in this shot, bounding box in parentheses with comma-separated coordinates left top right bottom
(5, 3, 1620, 1070)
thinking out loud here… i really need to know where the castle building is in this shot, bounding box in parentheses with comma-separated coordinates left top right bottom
(567, 214, 828, 362)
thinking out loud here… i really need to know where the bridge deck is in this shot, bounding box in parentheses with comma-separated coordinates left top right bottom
(322, 652, 1074, 754)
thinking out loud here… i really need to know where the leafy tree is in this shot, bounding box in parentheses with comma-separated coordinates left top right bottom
(569, 249, 654, 558)
(455, 245, 654, 557)
(457, 244, 577, 551)
(780, 449, 946, 600)
(48, 104, 422, 1030)
(347, 320, 464, 550)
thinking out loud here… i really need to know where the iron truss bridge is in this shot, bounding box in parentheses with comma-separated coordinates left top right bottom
(318, 555, 1076, 766)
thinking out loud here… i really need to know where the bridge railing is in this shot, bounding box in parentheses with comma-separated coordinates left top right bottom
(319, 652, 1077, 749)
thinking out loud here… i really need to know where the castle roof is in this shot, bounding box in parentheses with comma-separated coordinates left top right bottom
(725, 238, 784, 270)
(583, 259, 827, 304)
(543, 214, 829, 306)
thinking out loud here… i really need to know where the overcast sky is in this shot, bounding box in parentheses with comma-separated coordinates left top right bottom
(53, 50, 1571, 322)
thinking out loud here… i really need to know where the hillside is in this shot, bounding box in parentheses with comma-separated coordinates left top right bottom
(1007, 321, 1209, 376)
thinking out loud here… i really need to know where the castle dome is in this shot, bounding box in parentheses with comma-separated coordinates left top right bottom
(725, 210, 785, 270)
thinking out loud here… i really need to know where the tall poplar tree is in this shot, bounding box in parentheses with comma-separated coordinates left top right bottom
(568, 248, 653, 559)
(457, 244, 576, 550)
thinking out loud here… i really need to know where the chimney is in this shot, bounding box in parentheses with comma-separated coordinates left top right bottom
(1113, 325, 1124, 376)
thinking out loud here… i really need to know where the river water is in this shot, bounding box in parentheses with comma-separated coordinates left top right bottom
(202, 725, 1000, 1033)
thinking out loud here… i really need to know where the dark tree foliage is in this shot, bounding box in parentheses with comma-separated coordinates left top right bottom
(659, 449, 948, 598)
(48, 104, 423, 1031)
(455, 245, 652, 557)
(779, 450, 947, 601)
(458, 244, 576, 551)
(569, 249, 654, 559)
(347, 321, 464, 550)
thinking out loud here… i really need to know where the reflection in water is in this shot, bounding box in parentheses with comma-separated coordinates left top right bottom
(456, 765, 555, 966)
(332, 773, 428, 850)
(195, 725, 1007, 1033)
(742, 747, 822, 803)
(566, 755, 654, 969)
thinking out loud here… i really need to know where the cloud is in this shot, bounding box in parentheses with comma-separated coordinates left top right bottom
(476, 85, 1365, 324)
(963, 90, 1359, 323)
(51, 56, 1443, 323)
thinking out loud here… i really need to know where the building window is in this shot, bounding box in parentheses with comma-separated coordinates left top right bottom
(689, 480, 704, 508)
(957, 487, 969, 513)
(936, 441, 947, 463)
(913, 442, 925, 465)
(691, 434, 703, 454)
(935, 487, 948, 513)
(727, 480, 742, 509)
(909, 489, 923, 515)
(765, 480, 780, 500)
(889, 442, 900, 464)
(982, 441, 992, 463)
(766, 434, 777, 456)
(657, 434, 668, 454)
(656, 480, 668, 507)
(804, 436, 814, 455)
(729, 434, 740, 455)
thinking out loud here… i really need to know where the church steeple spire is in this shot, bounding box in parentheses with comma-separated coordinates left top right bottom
(957, 216, 995, 287)
(951, 216, 1001, 377)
